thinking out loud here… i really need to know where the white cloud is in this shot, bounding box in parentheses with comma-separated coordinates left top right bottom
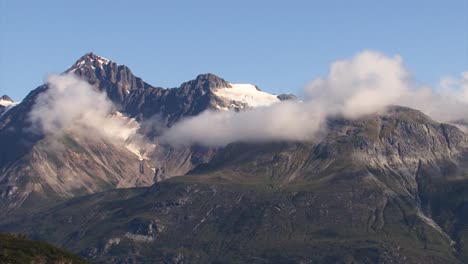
(160, 101, 327, 147)
(439, 71, 468, 103)
(305, 51, 411, 118)
(29, 74, 137, 141)
(305, 50, 468, 122)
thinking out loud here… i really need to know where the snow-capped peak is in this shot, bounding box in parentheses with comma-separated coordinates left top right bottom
(0, 95, 19, 117)
(69, 52, 111, 72)
(0, 99, 14, 108)
(213, 83, 280, 110)
(94, 55, 110, 66)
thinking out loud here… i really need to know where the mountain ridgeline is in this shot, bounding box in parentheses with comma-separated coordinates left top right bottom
(0, 53, 467, 263)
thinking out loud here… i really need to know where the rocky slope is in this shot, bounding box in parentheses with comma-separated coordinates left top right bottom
(2, 106, 467, 263)
(0, 133, 155, 214)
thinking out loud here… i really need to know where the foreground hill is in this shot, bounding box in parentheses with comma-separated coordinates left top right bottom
(0, 233, 87, 264)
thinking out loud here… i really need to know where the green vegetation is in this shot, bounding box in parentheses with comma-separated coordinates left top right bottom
(0, 233, 88, 264)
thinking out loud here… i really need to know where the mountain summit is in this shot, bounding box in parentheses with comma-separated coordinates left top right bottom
(69, 52, 111, 71)
(0, 95, 13, 103)
(0, 95, 17, 116)
(186, 73, 232, 90)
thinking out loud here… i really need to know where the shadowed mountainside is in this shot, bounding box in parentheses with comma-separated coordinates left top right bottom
(2, 106, 467, 263)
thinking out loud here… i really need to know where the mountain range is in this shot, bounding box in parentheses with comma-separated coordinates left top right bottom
(0, 53, 467, 263)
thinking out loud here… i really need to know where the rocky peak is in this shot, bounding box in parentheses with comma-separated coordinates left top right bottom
(179, 73, 231, 93)
(68, 52, 111, 72)
(64, 52, 158, 113)
(0, 95, 13, 103)
(323, 105, 467, 173)
(0, 95, 16, 116)
(382, 105, 434, 121)
(66, 52, 118, 84)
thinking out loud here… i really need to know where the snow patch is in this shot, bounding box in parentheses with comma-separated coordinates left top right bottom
(213, 83, 279, 108)
(0, 99, 15, 108)
(71, 54, 111, 72)
(126, 143, 144, 161)
(96, 57, 109, 65)
(0, 100, 19, 117)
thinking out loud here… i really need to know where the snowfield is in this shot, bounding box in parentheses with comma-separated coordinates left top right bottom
(213, 83, 279, 108)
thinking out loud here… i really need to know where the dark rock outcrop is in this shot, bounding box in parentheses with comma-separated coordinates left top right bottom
(277, 93, 298, 101)
(1, 95, 13, 102)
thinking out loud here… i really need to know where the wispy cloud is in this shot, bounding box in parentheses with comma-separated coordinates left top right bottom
(160, 101, 327, 146)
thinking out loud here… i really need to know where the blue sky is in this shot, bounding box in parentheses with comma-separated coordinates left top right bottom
(1, 0, 467, 101)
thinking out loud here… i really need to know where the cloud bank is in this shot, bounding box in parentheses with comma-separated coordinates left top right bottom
(305, 51, 468, 122)
(29, 74, 138, 141)
(160, 101, 327, 146)
(161, 50, 468, 146)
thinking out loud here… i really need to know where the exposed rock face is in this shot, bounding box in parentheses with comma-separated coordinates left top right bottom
(122, 73, 230, 124)
(277, 93, 298, 101)
(68, 53, 280, 121)
(67, 53, 232, 125)
(0, 133, 155, 213)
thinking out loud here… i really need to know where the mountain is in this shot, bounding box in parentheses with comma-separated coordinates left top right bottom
(0, 233, 88, 264)
(2, 106, 468, 263)
(0, 53, 285, 213)
(1, 53, 468, 263)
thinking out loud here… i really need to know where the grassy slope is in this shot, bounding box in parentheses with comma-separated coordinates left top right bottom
(0, 233, 88, 264)
(3, 176, 458, 263)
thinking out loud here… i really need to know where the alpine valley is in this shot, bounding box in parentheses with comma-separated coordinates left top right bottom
(1, 53, 468, 264)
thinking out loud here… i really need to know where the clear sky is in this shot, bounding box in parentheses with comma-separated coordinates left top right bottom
(1, 0, 467, 101)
